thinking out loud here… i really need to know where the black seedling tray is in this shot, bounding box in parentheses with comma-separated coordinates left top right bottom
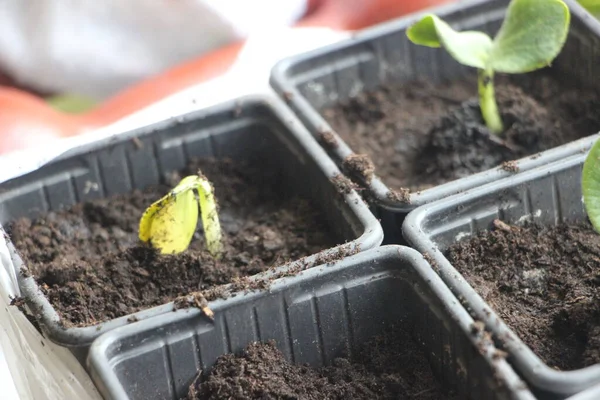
(87, 246, 535, 400)
(1, 95, 383, 362)
(403, 154, 600, 399)
(270, 0, 600, 243)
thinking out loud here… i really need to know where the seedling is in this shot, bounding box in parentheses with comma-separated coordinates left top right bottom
(582, 139, 600, 232)
(406, 0, 570, 134)
(139, 172, 223, 258)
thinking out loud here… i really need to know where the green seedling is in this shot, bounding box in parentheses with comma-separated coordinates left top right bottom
(139, 172, 223, 258)
(583, 139, 600, 232)
(578, 0, 600, 18)
(406, 0, 570, 134)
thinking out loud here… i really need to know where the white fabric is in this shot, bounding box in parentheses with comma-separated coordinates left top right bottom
(0, 337, 19, 400)
(202, 0, 307, 36)
(0, 271, 102, 400)
(0, 0, 307, 99)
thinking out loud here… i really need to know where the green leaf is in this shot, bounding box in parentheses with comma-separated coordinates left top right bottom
(406, 15, 443, 47)
(489, 0, 570, 73)
(582, 139, 600, 233)
(47, 94, 97, 114)
(406, 15, 493, 69)
(578, 0, 600, 18)
(139, 176, 200, 254)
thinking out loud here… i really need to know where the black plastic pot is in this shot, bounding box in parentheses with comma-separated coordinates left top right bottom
(565, 383, 600, 400)
(567, 385, 600, 400)
(403, 154, 600, 399)
(1, 95, 383, 362)
(87, 245, 535, 400)
(270, 0, 600, 244)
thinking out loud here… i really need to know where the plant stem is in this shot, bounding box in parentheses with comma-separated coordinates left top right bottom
(478, 69, 504, 135)
(196, 176, 223, 259)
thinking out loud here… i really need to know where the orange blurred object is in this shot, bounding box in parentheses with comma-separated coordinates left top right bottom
(301, 0, 453, 29)
(0, 89, 79, 154)
(0, 0, 454, 154)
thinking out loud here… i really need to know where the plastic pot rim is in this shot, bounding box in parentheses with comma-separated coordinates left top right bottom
(402, 154, 600, 396)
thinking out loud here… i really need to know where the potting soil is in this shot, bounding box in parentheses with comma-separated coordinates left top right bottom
(324, 72, 600, 193)
(9, 158, 338, 327)
(446, 221, 600, 370)
(187, 328, 455, 400)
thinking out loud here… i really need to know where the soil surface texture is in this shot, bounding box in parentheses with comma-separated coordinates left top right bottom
(324, 72, 600, 192)
(187, 328, 455, 400)
(10, 158, 338, 327)
(446, 221, 600, 370)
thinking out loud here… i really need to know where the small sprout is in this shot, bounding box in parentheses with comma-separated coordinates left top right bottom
(578, 0, 600, 18)
(139, 172, 223, 258)
(582, 139, 600, 232)
(406, 0, 570, 134)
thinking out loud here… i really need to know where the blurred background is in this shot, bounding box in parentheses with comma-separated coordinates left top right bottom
(0, 0, 453, 155)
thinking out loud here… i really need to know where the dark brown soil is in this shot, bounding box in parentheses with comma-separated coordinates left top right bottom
(324, 72, 600, 193)
(187, 328, 454, 400)
(446, 220, 600, 370)
(9, 158, 338, 327)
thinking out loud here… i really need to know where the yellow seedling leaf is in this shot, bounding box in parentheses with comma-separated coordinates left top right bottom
(196, 177, 223, 259)
(139, 173, 223, 257)
(139, 176, 200, 254)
